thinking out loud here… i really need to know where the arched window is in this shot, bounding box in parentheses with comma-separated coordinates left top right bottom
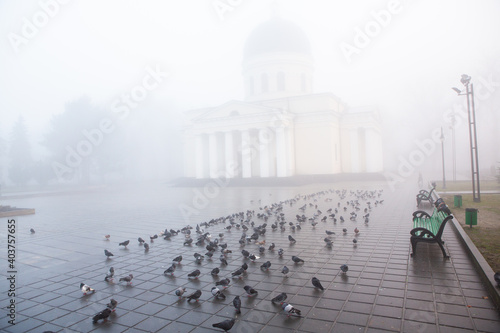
(301, 73, 306, 92)
(277, 72, 285, 91)
(261, 73, 269, 93)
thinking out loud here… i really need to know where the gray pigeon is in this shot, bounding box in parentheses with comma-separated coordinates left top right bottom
(282, 302, 301, 317)
(271, 292, 287, 304)
(92, 308, 111, 323)
(211, 286, 226, 300)
(212, 318, 235, 332)
(119, 240, 129, 247)
(243, 285, 258, 297)
(260, 261, 271, 271)
(186, 289, 202, 302)
(278, 248, 284, 257)
(291, 256, 304, 264)
(311, 277, 324, 290)
(106, 298, 118, 311)
(216, 278, 230, 288)
(164, 264, 176, 275)
(175, 287, 186, 298)
(104, 249, 114, 258)
(188, 269, 201, 279)
(119, 274, 133, 284)
(281, 266, 289, 276)
(231, 267, 244, 278)
(211, 267, 220, 276)
(104, 267, 114, 282)
(340, 264, 348, 273)
(172, 255, 182, 264)
(494, 272, 500, 287)
(233, 295, 241, 314)
(288, 235, 296, 243)
(143, 243, 149, 251)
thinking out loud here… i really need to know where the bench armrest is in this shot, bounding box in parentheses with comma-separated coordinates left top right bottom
(410, 227, 436, 239)
(413, 210, 431, 219)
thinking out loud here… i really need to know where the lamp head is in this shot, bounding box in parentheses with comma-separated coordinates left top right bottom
(452, 87, 462, 95)
(460, 74, 471, 86)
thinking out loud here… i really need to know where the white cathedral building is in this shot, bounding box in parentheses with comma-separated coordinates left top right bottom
(183, 17, 383, 179)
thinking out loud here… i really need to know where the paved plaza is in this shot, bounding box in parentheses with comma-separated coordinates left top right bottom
(0, 181, 499, 332)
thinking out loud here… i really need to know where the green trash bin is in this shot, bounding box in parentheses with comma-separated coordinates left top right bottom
(454, 195, 462, 208)
(465, 208, 478, 227)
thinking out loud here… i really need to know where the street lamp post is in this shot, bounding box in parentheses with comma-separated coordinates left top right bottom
(440, 127, 446, 189)
(452, 74, 481, 202)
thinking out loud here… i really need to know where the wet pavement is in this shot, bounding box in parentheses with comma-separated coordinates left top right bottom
(0, 181, 499, 332)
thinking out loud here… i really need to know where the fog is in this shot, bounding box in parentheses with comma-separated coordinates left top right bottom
(1, 0, 499, 188)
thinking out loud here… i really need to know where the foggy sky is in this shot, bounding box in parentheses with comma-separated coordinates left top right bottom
(1, 0, 499, 182)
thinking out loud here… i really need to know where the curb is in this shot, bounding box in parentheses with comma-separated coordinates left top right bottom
(435, 191, 500, 310)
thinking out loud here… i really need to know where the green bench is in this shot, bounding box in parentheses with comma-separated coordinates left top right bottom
(411, 207, 453, 258)
(416, 187, 436, 207)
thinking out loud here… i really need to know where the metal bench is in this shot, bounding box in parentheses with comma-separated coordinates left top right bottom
(416, 187, 436, 207)
(411, 207, 453, 258)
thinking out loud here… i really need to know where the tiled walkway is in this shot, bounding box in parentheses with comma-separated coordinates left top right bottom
(0, 182, 499, 332)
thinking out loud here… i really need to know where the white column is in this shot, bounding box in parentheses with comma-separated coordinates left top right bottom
(241, 130, 252, 178)
(349, 129, 359, 173)
(259, 128, 270, 177)
(225, 131, 235, 178)
(195, 134, 204, 179)
(276, 127, 287, 177)
(208, 133, 218, 178)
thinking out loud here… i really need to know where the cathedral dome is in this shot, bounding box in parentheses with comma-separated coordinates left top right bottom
(243, 17, 311, 60)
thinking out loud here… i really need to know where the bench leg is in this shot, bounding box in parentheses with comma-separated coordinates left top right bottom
(438, 240, 450, 259)
(410, 237, 418, 257)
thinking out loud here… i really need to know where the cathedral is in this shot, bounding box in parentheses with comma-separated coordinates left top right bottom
(183, 17, 383, 179)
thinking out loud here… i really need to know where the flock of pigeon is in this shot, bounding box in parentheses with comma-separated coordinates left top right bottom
(82, 188, 384, 331)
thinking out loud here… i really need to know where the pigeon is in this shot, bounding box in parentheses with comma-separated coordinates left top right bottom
(119, 274, 133, 284)
(220, 255, 228, 266)
(164, 264, 176, 275)
(231, 267, 245, 278)
(291, 256, 304, 264)
(80, 283, 95, 295)
(241, 249, 250, 258)
(260, 261, 271, 271)
(209, 267, 219, 277)
(288, 235, 296, 243)
(119, 240, 129, 247)
(233, 295, 241, 314)
(282, 303, 301, 317)
(143, 243, 149, 251)
(104, 234, 109, 240)
(194, 253, 204, 264)
(278, 248, 284, 257)
(340, 264, 349, 273)
(186, 289, 202, 302)
(494, 272, 500, 287)
(106, 298, 118, 311)
(188, 269, 201, 279)
(268, 243, 275, 251)
(175, 287, 186, 298)
(92, 308, 111, 323)
(104, 267, 114, 282)
(104, 249, 114, 258)
(211, 286, 226, 300)
(311, 277, 324, 291)
(325, 230, 335, 235)
(150, 234, 158, 242)
(184, 238, 193, 246)
(243, 285, 258, 297)
(259, 246, 265, 254)
(353, 238, 357, 244)
(354, 227, 359, 234)
(271, 292, 287, 304)
(241, 262, 248, 271)
(248, 254, 259, 262)
(281, 266, 289, 276)
(342, 228, 347, 233)
(212, 318, 235, 332)
(138, 237, 145, 244)
(216, 278, 230, 288)
(173, 255, 183, 264)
